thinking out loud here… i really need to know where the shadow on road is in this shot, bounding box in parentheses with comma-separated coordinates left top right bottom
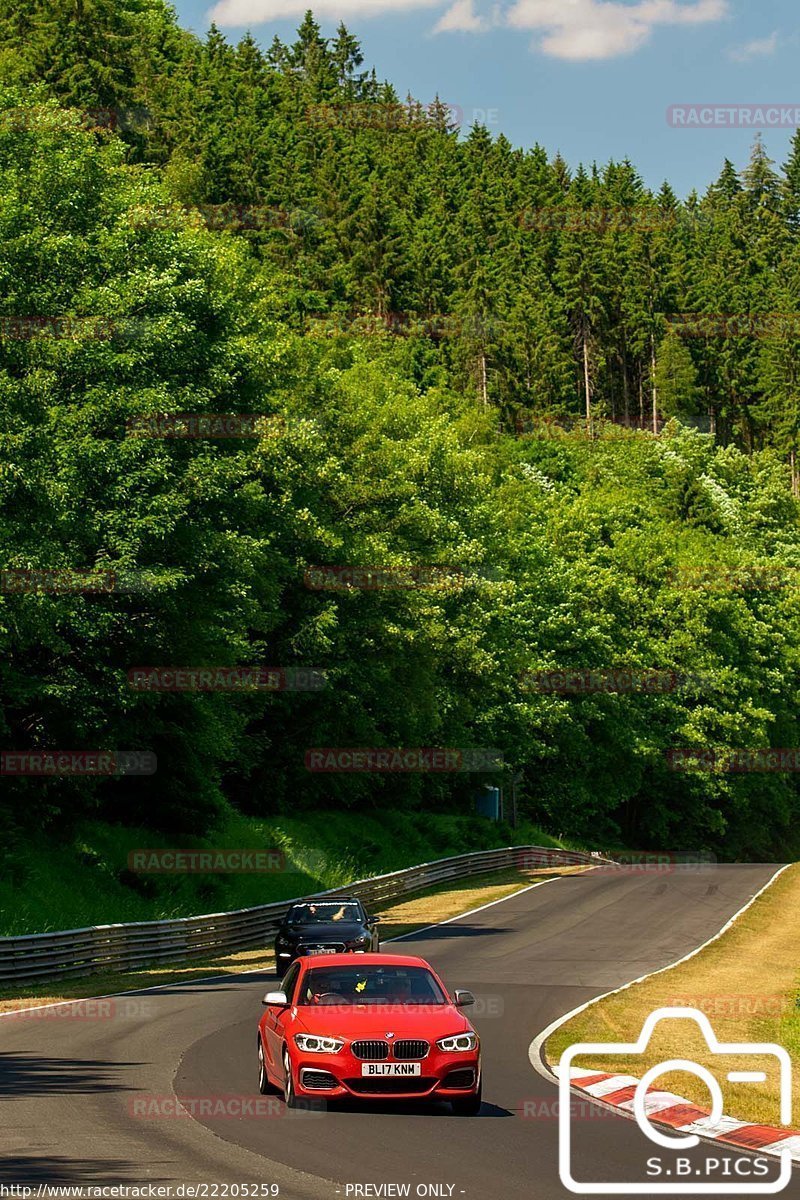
(313, 1097, 513, 1118)
(0, 1155, 158, 1185)
(395, 923, 515, 942)
(0, 1051, 143, 1097)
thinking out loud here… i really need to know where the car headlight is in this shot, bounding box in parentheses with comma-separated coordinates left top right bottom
(350, 934, 369, 945)
(294, 1034, 345, 1053)
(436, 1032, 478, 1052)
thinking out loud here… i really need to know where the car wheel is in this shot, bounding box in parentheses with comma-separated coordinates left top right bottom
(283, 1047, 299, 1109)
(257, 1038, 271, 1095)
(451, 1080, 482, 1116)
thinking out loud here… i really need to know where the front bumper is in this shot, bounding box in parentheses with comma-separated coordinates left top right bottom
(289, 1048, 481, 1100)
(275, 945, 368, 963)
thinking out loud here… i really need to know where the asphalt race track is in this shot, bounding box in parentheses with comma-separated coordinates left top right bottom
(2, 865, 797, 1200)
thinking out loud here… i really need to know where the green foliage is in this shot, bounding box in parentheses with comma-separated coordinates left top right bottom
(0, 809, 566, 935)
(655, 331, 701, 419)
(0, 8, 799, 879)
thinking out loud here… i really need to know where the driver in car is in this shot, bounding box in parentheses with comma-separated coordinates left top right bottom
(387, 975, 412, 1005)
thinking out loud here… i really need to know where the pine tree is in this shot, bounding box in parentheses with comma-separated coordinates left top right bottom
(654, 332, 701, 420)
(782, 129, 800, 228)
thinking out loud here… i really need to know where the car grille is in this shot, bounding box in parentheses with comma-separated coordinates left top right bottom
(351, 1040, 390, 1060)
(346, 1077, 436, 1095)
(443, 1068, 476, 1089)
(300, 1069, 338, 1090)
(393, 1040, 429, 1060)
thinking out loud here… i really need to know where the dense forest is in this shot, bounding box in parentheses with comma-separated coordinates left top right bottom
(1, 0, 800, 861)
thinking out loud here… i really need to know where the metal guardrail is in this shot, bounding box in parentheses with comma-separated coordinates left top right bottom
(0, 845, 608, 986)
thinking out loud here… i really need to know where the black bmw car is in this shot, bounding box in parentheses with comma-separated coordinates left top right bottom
(273, 896, 380, 966)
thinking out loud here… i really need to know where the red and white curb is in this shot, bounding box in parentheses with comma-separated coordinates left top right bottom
(565, 1066, 800, 1161)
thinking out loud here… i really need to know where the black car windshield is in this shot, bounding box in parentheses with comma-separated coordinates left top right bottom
(287, 902, 362, 924)
(298, 965, 447, 1006)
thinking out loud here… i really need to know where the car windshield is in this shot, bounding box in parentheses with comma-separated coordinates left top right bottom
(287, 902, 362, 924)
(298, 965, 447, 1006)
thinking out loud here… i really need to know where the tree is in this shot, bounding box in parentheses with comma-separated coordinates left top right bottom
(654, 332, 701, 420)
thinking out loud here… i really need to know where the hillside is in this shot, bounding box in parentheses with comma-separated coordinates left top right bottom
(0, 5, 799, 890)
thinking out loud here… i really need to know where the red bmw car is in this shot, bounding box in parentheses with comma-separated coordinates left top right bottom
(257, 953, 482, 1114)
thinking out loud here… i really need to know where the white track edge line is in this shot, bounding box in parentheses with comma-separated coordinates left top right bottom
(0, 868, 573, 1019)
(528, 863, 790, 1084)
(527, 864, 793, 1158)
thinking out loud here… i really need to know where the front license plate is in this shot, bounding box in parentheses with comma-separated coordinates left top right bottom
(306, 948, 336, 955)
(361, 1063, 422, 1076)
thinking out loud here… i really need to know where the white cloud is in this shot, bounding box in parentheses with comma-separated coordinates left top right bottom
(209, 0, 727, 57)
(727, 31, 779, 63)
(433, 0, 488, 32)
(210, 0, 440, 22)
(505, 0, 728, 60)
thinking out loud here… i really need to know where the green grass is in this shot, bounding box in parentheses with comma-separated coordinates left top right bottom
(0, 808, 581, 936)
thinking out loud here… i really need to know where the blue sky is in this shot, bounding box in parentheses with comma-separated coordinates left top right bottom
(173, 0, 798, 197)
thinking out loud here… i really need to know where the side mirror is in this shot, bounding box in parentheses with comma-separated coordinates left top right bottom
(454, 989, 475, 1008)
(262, 990, 288, 1007)
(370, 915, 380, 924)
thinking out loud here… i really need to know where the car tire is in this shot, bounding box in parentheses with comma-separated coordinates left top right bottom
(451, 1080, 482, 1116)
(257, 1038, 271, 1095)
(283, 1047, 299, 1109)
